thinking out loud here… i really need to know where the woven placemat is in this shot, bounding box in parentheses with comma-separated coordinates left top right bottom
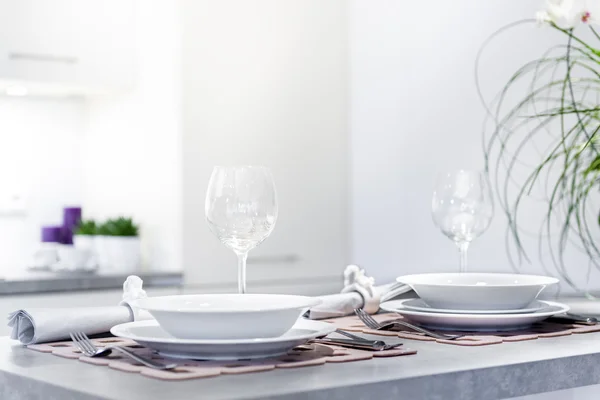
(325, 314, 600, 346)
(27, 337, 416, 381)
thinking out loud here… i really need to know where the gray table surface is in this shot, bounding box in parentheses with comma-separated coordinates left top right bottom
(1, 330, 600, 400)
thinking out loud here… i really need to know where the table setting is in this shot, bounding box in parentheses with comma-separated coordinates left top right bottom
(5, 0, 600, 396)
(10, 270, 417, 380)
(6, 166, 600, 382)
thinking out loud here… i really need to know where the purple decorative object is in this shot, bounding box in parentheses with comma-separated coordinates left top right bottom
(63, 207, 82, 228)
(61, 206, 82, 244)
(41, 226, 62, 243)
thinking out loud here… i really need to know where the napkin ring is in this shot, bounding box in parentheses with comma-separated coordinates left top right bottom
(341, 265, 380, 314)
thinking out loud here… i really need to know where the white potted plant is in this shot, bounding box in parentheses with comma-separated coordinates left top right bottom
(69, 219, 98, 271)
(97, 217, 140, 274)
(72, 220, 96, 251)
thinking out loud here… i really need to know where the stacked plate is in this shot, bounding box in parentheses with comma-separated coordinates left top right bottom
(110, 294, 333, 360)
(380, 273, 566, 331)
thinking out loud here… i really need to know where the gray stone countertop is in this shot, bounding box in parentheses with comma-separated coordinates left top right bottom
(1, 330, 600, 400)
(0, 271, 183, 295)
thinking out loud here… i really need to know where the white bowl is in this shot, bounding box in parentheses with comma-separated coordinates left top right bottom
(397, 273, 559, 311)
(129, 294, 320, 340)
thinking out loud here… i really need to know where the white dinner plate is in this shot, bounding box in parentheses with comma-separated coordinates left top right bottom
(380, 299, 569, 331)
(110, 318, 335, 360)
(401, 298, 547, 315)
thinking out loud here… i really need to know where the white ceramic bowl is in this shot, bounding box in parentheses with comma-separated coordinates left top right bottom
(129, 294, 320, 340)
(397, 273, 559, 311)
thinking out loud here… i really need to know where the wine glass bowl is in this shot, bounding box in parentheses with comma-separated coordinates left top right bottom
(205, 166, 278, 293)
(432, 170, 493, 272)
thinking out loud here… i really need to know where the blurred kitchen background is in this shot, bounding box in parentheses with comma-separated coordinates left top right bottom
(0, 0, 593, 332)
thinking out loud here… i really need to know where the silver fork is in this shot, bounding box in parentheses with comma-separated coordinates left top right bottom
(70, 332, 178, 370)
(334, 329, 386, 346)
(354, 309, 464, 341)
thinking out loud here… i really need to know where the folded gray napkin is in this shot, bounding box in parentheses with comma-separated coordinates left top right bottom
(8, 276, 151, 345)
(8, 306, 135, 345)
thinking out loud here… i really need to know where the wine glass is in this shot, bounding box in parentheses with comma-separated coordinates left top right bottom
(205, 166, 278, 293)
(431, 170, 494, 272)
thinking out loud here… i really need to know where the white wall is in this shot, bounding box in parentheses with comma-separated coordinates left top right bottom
(0, 97, 84, 274)
(5, 0, 585, 292)
(83, 0, 182, 272)
(181, 0, 349, 287)
(350, 0, 593, 292)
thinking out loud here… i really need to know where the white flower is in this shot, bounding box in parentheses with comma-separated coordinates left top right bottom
(537, 0, 600, 28)
(581, 1, 600, 24)
(536, 10, 552, 26)
(545, 0, 579, 28)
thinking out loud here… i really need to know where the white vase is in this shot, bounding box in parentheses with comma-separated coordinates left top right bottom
(73, 234, 94, 251)
(55, 244, 96, 272)
(72, 235, 98, 271)
(103, 236, 140, 274)
(89, 235, 110, 272)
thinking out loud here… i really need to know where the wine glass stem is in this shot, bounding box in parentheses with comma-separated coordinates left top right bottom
(457, 242, 469, 273)
(237, 252, 248, 294)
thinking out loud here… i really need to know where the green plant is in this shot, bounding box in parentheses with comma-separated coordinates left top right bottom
(95, 221, 112, 236)
(477, 2, 600, 290)
(97, 217, 139, 237)
(74, 220, 97, 235)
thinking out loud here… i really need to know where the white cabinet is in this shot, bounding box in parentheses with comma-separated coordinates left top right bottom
(0, 0, 135, 96)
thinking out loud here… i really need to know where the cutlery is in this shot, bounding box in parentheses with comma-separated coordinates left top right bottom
(334, 329, 386, 346)
(312, 338, 402, 351)
(70, 332, 178, 370)
(316, 329, 400, 350)
(354, 308, 464, 340)
(547, 313, 598, 325)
